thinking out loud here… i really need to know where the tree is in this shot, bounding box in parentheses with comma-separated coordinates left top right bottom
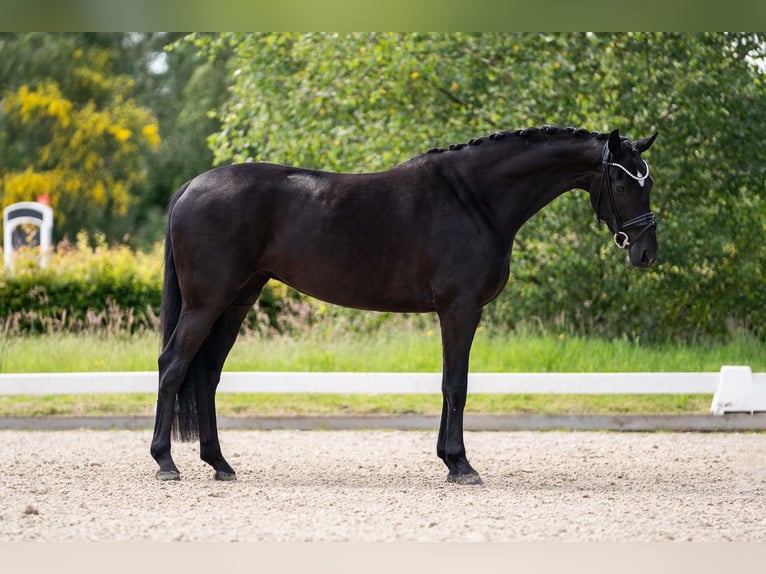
(135, 34, 230, 248)
(198, 32, 766, 342)
(0, 34, 160, 242)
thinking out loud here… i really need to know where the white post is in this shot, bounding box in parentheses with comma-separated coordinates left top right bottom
(2, 201, 54, 270)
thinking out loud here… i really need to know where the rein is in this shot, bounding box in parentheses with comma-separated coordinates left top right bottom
(597, 142, 656, 249)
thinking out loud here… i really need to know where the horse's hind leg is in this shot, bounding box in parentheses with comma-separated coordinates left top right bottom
(196, 302, 256, 481)
(151, 306, 221, 480)
(195, 275, 269, 480)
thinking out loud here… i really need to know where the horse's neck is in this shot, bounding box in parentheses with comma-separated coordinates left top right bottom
(467, 136, 603, 245)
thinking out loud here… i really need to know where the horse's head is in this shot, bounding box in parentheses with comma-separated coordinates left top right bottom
(590, 129, 659, 268)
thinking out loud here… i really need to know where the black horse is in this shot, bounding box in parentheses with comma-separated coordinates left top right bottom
(151, 126, 658, 484)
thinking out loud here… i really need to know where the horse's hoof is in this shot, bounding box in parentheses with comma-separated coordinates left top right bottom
(156, 469, 181, 481)
(447, 471, 483, 486)
(214, 471, 237, 481)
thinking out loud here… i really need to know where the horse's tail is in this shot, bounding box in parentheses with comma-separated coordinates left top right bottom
(160, 183, 186, 350)
(160, 182, 199, 442)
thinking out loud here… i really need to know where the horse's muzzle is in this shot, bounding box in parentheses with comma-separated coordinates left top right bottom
(629, 235, 658, 268)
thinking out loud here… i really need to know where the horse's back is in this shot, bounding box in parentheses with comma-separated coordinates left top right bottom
(176, 161, 420, 214)
(169, 161, 445, 311)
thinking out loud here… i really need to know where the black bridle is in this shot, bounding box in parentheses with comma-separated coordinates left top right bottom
(596, 142, 657, 249)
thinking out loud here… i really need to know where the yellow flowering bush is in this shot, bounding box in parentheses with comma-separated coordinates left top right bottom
(0, 47, 161, 239)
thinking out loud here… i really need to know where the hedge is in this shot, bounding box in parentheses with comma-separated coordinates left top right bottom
(2, 231, 762, 343)
(1, 234, 160, 334)
(0, 233, 307, 336)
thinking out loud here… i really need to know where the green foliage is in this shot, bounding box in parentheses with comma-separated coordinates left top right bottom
(2, 34, 764, 343)
(0, 35, 161, 241)
(0, 233, 162, 334)
(199, 32, 766, 342)
(0, 234, 303, 337)
(0, 33, 229, 247)
(136, 34, 230, 249)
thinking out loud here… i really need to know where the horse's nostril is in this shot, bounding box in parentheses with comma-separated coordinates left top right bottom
(641, 250, 657, 267)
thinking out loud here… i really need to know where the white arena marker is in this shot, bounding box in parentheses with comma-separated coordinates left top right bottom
(711, 366, 766, 415)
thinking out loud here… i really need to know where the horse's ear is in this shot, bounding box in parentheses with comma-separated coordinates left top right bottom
(608, 129, 622, 158)
(635, 131, 659, 153)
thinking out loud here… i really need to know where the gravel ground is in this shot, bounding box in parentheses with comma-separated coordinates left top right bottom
(2, 429, 765, 542)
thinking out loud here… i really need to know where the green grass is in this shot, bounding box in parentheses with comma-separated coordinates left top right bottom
(0, 333, 160, 373)
(0, 328, 762, 417)
(0, 392, 712, 418)
(223, 329, 766, 372)
(2, 328, 763, 373)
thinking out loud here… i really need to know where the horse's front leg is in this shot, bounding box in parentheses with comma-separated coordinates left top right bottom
(436, 302, 483, 485)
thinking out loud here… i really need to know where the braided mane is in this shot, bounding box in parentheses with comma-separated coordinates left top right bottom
(426, 125, 608, 154)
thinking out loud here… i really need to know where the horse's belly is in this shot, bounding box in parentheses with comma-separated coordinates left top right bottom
(272, 268, 435, 313)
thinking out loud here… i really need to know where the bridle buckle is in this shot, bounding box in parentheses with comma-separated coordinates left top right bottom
(613, 231, 630, 249)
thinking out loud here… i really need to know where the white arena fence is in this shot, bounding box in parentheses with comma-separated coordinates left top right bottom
(0, 367, 764, 414)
